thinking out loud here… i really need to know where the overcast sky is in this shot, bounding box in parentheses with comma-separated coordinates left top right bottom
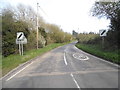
(1, 0, 110, 33)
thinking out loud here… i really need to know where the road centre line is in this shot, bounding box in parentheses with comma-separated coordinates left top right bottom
(64, 52, 68, 65)
(70, 73, 80, 89)
(6, 62, 33, 81)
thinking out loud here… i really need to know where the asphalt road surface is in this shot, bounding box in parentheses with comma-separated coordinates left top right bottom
(2, 42, 119, 89)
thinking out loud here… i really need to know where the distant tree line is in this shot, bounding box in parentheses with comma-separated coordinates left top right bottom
(1, 4, 73, 57)
(76, 1, 120, 51)
(73, 32, 99, 44)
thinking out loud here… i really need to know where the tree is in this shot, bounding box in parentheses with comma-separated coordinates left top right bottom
(2, 8, 30, 56)
(2, 4, 73, 57)
(2, 9, 17, 56)
(91, 1, 120, 48)
(72, 30, 78, 36)
(38, 27, 47, 47)
(39, 27, 47, 39)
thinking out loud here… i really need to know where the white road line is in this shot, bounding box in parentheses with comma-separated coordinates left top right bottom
(74, 46, 78, 50)
(6, 62, 33, 81)
(70, 73, 80, 89)
(73, 53, 89, 61)
(95, 56, 120, 68)
(74, 45, 119, 68)
(64, 52, 68, 65)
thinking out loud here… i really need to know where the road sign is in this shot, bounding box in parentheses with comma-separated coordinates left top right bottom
(16, 37, 27, 44)
(17, 32, 24, 40)
(16, 32, 27, 44)
(16, 32, 27, 56)
(99, 30, 107, 36)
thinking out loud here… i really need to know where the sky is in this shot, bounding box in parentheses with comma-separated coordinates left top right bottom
(0, 0, 110, 33)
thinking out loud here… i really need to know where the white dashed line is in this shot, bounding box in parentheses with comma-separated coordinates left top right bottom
(6, 62, 33, 81)
(64, 52, 68, 65)
(70, 73, 80, 89)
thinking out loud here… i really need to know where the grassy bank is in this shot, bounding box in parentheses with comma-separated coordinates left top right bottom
(76, 43, 119, 65)
(2, 42, 68, 76)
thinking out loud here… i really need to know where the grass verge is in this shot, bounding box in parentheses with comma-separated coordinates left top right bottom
(2, 42, 69, 77)
(76, 43, 119, 65)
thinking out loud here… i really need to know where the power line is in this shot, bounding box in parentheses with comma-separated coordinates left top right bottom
(39, 5, 48, 17)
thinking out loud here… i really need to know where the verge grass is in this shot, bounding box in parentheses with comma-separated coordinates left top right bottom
(76, 43, 119, 65)
(2, 43, 68, 76)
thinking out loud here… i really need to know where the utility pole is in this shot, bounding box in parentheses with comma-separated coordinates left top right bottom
(36, 3, 48, 49)
(36, 3, 39, 49)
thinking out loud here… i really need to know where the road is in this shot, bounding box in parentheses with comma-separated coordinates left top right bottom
(2, 42, 119, 89)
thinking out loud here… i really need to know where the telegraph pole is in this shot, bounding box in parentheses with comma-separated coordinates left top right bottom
(36, 3, 48, 49)
(36, 3, 39, 49)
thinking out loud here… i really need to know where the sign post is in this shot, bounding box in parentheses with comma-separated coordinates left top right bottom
(16, 32, 27, 56)
(19, 41, 21, 55)
(99, 30, 107, 48)
(102, 36, 104, 48)
(21, 43, 23, 56)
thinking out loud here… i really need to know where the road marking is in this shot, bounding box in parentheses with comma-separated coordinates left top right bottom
(74, 46, 78, 50)
(95, 56, 120, 68)
(73, 53, 89, 61)
(6, 62, 33, 81)
(74, 45, 119, 68)
(64, 52, 68, 65)
(23, 69, 118, 77)
(70, 73, 80, 89)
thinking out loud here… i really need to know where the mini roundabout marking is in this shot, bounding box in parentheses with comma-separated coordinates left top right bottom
(73, 53, 89, 61)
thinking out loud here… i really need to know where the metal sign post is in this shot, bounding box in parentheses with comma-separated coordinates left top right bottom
(19, 41, 21, 55)
(102, 36, 105, 49)
(16, 32, 27, 56)
(99, 30, 108, 49)
(21, 43, 23, 56)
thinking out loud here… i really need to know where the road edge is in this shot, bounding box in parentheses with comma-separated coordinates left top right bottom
(74, 45, 120, 68)
(0, 45, 64, 80)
